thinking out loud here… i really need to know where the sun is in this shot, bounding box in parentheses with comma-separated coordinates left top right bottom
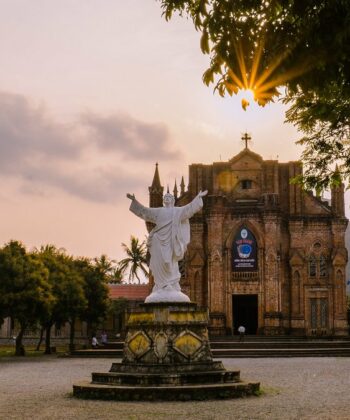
(237, 88, 255, 110)
(221, 36, 309, 109)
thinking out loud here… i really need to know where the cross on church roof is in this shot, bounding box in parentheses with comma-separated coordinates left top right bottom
(241, 132, 252, 149)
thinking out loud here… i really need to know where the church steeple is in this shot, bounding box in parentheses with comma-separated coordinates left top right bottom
(151, 162, 161, 189)
(149, 163, 164, 208)
(173, 180, 178, 199)
(180, 176, 185, 195)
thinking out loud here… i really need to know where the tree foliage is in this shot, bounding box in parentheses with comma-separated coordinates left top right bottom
(158, 0, 350, 189)
(74, 257, 110, 335)
(107, 297, 128, 318)
(0, 242, 114, 354)
(94, 254, 124, 284)
(0, 241, 53, 355)
(37, 245, 87, 353)
(109, 265, 125, 284)
(119, 236, 148, 283)
(285, 83, 350, 190)
(0, 235, 147, 354)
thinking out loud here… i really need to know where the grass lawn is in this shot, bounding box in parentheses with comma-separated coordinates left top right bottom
(0, 344, 70, 358)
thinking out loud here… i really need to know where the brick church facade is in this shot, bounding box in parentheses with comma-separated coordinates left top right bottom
(149, 144, 349, 336)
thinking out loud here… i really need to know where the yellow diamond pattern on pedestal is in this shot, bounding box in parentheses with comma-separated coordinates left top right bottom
(127, 331, 151, 357)
(173, 330, 202, 358)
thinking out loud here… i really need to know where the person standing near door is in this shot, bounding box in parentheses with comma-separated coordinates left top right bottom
(238, 325, 246, 342)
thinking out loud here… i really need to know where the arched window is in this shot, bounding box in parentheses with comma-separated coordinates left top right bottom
(313, 242, 321, 251)
(319, 255, 327, 277)
(308, 255, 317, 277)
(294, 270, 300, 284)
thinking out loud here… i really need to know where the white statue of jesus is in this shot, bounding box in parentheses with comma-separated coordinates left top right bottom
(127, 190, 208, 303)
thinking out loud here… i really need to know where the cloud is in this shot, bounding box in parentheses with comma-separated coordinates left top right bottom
(82, 112, 182, 161)
(20, 165, 143, 203)
(0, 92, 81, 173)
(0, 91, 183, 202)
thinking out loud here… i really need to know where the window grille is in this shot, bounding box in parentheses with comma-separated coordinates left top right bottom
(319, 255, 327, 277)
(320, 299, 328, 328)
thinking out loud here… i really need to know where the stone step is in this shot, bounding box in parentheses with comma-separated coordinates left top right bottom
(210, 341, 350, 349)
(210, 335, 350, 341)
(99, 337, 350, 349)
(110, 360, 226, 374)
(91, 370, 241, 386)
(71, 349, 123, 357)
(99, 342, 124, 349)
(73, 380, 260, 401)
(71, 336, 350, 358)
(70, 347, 350, 358)
(212, 348, 350, 357)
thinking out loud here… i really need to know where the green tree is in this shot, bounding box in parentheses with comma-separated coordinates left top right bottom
(94, 254, 125, 284)
(35, 245, 66, 353)
(61, 264, 87, 352)
(284, 83, 350, 190)
(158, 0, 350, 189)
(107, 297, 128, 335)
(108, 264, 125, 284)
(36, 245, 87, 354)
(94, 254, 115, 276)
(119, 236, 148, 284)
(74, 257, 110, 338)
(0, 241, 53, 356)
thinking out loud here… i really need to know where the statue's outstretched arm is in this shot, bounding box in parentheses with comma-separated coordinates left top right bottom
(197, 190, 208, 198)
(179, 190, 207, 221)
(128, 193, 158, 223)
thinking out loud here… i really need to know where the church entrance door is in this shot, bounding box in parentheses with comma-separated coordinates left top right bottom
(232, 294, 258, 335)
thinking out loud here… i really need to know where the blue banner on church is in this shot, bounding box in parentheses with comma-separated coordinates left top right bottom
(232, 227, 257, 271)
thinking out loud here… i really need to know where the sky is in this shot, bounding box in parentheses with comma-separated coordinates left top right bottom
(0, 1, 348, 263)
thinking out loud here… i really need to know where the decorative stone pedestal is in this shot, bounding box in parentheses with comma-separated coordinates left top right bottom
(73, 303, 259, 401)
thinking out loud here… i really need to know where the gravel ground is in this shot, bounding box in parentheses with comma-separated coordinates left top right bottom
(0, 356, 349, 420)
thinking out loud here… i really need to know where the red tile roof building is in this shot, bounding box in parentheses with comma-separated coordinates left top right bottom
(108, 284, 149, 301)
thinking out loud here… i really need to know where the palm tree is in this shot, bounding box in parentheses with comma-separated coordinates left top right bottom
(119, 236, 148, 284)
(94, 254, 116, 276)
(108, 264, 125, 284)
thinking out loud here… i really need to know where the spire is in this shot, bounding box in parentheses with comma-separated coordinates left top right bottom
(149, 163, 164, 209)
(173, 179, 178, 199)
(151, 162, 161, 188)
(180, 176, 185, 195)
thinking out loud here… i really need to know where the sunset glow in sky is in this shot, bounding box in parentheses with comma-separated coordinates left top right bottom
(1, 1, 347, 262)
